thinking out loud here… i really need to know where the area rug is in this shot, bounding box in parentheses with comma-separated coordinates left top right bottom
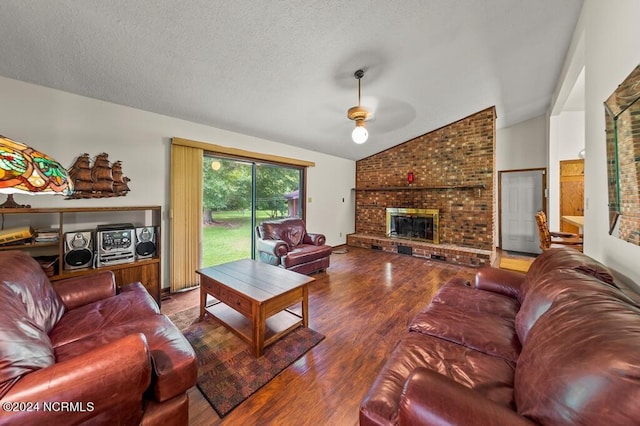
(168, 305, 202, 331)
(170, 307, 325, 417)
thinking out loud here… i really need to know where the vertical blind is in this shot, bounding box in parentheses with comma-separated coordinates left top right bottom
(170, 142, 203, 292)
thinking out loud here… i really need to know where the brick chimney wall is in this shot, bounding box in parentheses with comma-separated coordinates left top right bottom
(355, 107, 496, 251)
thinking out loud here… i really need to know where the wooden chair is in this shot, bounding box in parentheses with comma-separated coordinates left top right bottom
(535, 211, 583, 251)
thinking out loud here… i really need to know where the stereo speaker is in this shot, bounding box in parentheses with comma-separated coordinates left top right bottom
(63, 231, 93, 270)
(135, 226, 157, 259)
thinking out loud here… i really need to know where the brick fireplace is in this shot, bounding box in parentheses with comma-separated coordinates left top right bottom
(386, 208, 439, 243)
(347, 107, 495, 267)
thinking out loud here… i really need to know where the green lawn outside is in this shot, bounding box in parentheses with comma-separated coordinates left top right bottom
(201, 210, 274, 266)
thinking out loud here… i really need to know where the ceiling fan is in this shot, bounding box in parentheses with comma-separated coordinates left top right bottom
(347, 69, 370, 144)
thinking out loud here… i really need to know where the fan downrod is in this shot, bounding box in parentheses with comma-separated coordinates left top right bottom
(348, 69, 369, 122)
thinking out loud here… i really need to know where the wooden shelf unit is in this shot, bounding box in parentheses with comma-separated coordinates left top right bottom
(0, 206, 162, 305)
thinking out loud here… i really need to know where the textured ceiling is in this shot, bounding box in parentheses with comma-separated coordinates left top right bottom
(0, 0, 583, 160)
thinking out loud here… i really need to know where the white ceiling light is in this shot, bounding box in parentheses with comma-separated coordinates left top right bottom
(352, 125, 368, 144)
(347, 69, 370, 144)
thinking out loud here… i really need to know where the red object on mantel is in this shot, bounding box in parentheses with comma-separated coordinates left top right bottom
(407, 172, 414, 184)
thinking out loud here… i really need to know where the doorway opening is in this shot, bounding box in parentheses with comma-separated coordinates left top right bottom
(499, 168, 546, 254)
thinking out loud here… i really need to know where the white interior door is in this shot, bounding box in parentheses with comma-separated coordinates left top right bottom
(500, 170, 544, 254)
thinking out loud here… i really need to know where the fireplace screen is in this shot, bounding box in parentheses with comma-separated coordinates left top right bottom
(386, 208, 439, 244)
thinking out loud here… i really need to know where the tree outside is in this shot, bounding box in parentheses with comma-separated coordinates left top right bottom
(201, 157, 301, 266)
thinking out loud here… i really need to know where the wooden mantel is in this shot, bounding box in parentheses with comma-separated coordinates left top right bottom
(352, 185, 486, 191)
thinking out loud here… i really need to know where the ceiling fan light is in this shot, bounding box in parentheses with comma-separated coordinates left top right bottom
(352, 125, 368, 144)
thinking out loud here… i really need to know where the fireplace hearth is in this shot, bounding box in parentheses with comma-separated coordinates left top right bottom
(386, 208, 439, 244)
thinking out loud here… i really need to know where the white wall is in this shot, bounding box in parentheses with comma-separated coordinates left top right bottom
(555, 111, 585, 160)
(496, 114, 547, 172)
(572, 0, 640, 284)
(0, 76, 356, 289)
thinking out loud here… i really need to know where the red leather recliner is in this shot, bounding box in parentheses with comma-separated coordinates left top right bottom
(256, 218, 331, 275)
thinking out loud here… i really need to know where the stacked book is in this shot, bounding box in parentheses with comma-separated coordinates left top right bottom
(34, 229, 60, 244)
(0, 226, 33, 245)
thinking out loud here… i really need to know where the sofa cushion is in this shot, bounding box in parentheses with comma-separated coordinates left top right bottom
(515, 268, 638, 344)
(54, 314, 197, 403)
(410, 280, 521, 362)
(515, 292, 640, 425)
(0, 284, 55, 398)
(360, 331, 517, 425)
(49, 282, 160, 348)
(0, 251, 65, 333)
(521, 248, 616, 303)
(259, 218, 307, 249)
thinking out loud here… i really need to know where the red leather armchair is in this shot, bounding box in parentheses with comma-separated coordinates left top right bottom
(0, 251, 197, 425)
(256, 218, 332, 275)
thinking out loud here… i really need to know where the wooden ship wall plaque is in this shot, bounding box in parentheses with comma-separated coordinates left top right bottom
(67, 153, 131, 199)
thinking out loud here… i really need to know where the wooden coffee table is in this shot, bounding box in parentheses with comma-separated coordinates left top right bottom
(196, 259, 315, 357)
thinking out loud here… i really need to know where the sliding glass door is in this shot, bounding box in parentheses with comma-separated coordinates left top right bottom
(202, 155, 303, 267)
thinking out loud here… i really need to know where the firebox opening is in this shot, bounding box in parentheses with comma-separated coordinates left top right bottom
(386, 208, 439, 244)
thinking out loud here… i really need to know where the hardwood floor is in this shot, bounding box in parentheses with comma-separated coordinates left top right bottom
(161, 247, 477, 425)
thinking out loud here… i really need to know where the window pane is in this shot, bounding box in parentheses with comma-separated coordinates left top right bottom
(256, 164, 302, 220)
(201, 156, 252, 266)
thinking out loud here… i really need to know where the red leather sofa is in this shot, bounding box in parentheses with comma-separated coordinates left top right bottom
(0, 251, 197, 425)
(360, 247, 640, 425)
(256, 218, 332, 274)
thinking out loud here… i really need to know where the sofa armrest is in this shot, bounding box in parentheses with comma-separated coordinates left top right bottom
(474, 266, 524, 299)
(399, 368, 534, 426)
(0, 333, 151, 425)
(304, 233, 326, 246)
(53, 270, 116, 310)
(257, 238, 289, 257)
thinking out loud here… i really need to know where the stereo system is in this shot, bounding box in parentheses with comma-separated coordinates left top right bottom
(135, 226, 157, 259)
(96, 223, 136, 267)
(63, 231, 94, 270)
(63, 223, 157, 270)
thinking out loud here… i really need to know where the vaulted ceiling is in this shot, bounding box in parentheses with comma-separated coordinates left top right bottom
(0, 0, 583, 160)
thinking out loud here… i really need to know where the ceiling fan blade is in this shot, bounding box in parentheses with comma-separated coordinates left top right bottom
(365, 96, 416, 134)
(361, 95, 379, 121)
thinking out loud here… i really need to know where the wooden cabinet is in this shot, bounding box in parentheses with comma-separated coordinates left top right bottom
(0, 206, 162, 305)
(560, 159, 584, 234)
